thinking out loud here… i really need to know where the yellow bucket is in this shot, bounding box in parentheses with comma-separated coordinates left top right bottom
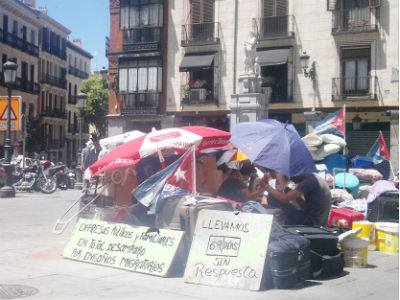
(376, 222, 399, 254)
(352, 221, 376, 250)
(341, 237, 369, 267)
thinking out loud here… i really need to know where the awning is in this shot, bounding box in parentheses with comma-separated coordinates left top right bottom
(179, 54, 215, 72)
(257, 48, 290, 67)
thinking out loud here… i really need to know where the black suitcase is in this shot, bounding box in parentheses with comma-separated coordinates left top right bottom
(265, 230, 311, 289)
(282, 225, 344, 278)
(367, 191, 399, 223)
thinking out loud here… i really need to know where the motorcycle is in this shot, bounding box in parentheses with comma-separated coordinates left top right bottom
(55, 163, 76, 190)
(13, 159, 57, 193)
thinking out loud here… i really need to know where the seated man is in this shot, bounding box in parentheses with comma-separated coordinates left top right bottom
(217, 165, 267, 204)
(265, 172, 331, 226)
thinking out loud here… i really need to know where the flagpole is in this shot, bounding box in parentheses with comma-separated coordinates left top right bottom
(192, 145, 196, 195)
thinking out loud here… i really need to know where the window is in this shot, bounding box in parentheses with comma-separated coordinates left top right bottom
(12, 20, 18, 35)
(344, 0, 369, 25)
(21, 62, 28, 81)
(2, 54, 7, 66)
(30, 64, 34, 82)
(120, 0, 163, 29)
(31, 30, 35, 45)
(191, 0, 214, 23)
(342, 47, 370, 94)
(119, 58, 162, 93)
(41, 92, 45, 111)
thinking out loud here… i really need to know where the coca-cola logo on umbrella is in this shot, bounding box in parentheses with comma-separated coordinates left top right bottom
(149, 131, 182, 143)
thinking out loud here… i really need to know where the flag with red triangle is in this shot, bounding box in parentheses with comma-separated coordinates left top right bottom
(133, 148, 194, 214)
(312, 105, 346, 136)
(366, 131, 390, 163)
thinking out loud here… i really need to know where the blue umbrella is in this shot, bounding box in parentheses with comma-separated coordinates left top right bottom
(230, 119, 317, 177)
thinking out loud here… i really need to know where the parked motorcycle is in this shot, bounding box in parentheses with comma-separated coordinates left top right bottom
(55, 163, 76, 190)
(13, 159, 57, 193)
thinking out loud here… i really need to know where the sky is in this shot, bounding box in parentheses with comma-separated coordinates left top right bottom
(35, 0, 110, 72)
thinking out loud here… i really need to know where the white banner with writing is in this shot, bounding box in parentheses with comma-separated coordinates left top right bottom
(184, 210, 273, 290)
(63, 219, 184, 277)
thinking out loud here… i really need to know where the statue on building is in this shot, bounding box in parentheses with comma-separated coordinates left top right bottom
(243, 31, 257, 74)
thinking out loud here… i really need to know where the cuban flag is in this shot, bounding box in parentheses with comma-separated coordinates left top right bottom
(366, 131, 390, 164)
(133, 149, 194, 214)
(312, 105, 346, 136)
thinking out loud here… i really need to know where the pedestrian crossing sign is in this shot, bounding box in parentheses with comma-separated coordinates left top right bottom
(0, 96, 21, 131)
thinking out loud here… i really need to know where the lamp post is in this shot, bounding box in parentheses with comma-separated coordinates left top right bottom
(75, 92, 87, 189)
(300, 51, 316, 81)
(0, 60, 18, 197)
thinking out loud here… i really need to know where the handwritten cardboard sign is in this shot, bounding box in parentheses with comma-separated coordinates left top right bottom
(184, 210, 273, 290)
(63, 219, 184, 277)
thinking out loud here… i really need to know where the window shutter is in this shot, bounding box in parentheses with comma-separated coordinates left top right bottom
(327, 0, 337, 11)
(276, 0, 287, 16)
(203, 0, 214, 23)
(263, 0, 274, 17)
(191, 0, 201, 23)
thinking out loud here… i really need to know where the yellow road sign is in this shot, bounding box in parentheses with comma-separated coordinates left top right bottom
(0, 96, 21, 131)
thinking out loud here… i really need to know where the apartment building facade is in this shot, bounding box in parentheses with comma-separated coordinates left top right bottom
(0, 0, 92, 165)
(0, 0, 41, 158)
(107, 0, 168, 136)
(106, 0, 398, 170)
(66, 39, 92, 167)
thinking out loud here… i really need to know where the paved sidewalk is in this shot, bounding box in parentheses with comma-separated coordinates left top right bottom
(0, 189, 398, 300)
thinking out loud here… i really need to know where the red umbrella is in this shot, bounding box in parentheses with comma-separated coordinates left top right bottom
(89, 126, 231, 177)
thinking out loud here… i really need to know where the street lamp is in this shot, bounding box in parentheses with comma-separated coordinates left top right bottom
(300, 51, 316, 81)
(0, 60, 18, 197)
(75, 92, 87, 189)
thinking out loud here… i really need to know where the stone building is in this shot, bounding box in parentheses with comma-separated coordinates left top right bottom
(0, 0, 92, 165)
(105, 0, 398, 172)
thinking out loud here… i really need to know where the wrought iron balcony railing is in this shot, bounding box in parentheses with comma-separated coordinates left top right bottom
(68, 95, 77, 104)
(41, 73, 67, 89)
(0, 72, 40, 94)
(122, 28, 161, 52)
(181, 22, 220, 47)
(253, 15, 294, 40)
(332, 8, 378, 34)
(121, 93, 160, 115)
(41, 42, 67, 60)
(331, 75, 377, 101)
(40, 108, 67, 119)
(0, 30, 39, 57)
(68, 66, 89, 79)
(264, 79, 293, 103)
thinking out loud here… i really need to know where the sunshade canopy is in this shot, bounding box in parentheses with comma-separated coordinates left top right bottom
(179, 53, 215, 72)
(257, 48, 290, 66)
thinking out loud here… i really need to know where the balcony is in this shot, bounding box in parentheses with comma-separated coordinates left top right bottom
(41, 73, 67, 89)
(41, 42, 67, 60)
(332, 9, 378, 34)
(68, 66, 89, 79)
(331, 75, 377, 101)
(264, 79, 293, 103)
(181, 22, 220, 47)
(0, 72, 40, 94)
(40, 108, 67, 119)
(0, 30, 39, 57)
(253, 16, 294, 40)
(122, 28, 161, 52)
(181, 87, 218, 106)
(121, 93, 160, 116)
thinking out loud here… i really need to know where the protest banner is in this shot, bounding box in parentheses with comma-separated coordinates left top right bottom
(184, 210, 273, 290)
(63, 219, 184, 277)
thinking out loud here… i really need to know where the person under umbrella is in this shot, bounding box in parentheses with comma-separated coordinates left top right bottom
(217, 164, 268, 204)
(230, 119, 331, 226)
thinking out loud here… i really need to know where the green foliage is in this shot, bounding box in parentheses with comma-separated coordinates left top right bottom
(78, 73, 108, 137)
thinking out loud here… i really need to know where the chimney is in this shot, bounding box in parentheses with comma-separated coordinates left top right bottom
(37, 7, 48, 15)
(73, 39, 82, 48)
(24, 0, 36, 8)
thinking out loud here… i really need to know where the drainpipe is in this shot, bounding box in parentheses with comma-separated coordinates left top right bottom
(233, 0, 238, 94)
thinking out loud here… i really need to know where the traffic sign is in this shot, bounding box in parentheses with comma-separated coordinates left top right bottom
(0, 96, 21, 131)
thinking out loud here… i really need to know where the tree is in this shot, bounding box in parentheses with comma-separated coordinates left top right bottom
(78, 73, 108, 138)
